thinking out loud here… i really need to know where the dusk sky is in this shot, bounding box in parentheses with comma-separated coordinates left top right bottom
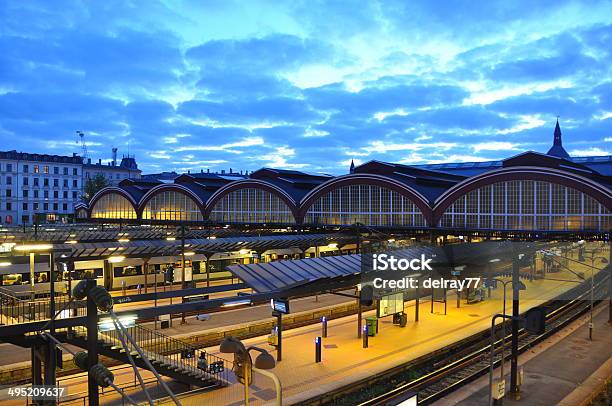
(1, 1, 611, 175)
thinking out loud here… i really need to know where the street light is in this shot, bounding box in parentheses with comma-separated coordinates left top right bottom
(584, 249, 608, 341)
(220, 336, 280, 406)
(487, 271, 526, 406)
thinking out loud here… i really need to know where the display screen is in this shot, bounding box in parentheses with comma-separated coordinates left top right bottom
(271, 298, 290, 314)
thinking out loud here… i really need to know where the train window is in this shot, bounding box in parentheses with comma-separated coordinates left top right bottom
(113, 265, 143, 277)
(2, 274, 24, 285)
(34, 273, 49, 283)
(69, 268, 103, 280)
(192, 261, 201, 274)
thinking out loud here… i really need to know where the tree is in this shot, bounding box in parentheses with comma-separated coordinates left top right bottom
(82, 173, 110, 203)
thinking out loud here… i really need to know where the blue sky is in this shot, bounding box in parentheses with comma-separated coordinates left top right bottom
(1, 1, 611, 175)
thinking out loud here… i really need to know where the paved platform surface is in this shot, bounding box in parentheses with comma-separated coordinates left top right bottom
(435, 304, 612, 406)
(1, 245, 607, 406)
(0, 290, 353, 365)
(153, 253, 607, 406)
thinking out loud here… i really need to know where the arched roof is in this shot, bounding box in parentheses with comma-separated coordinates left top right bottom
(204, 179, 299, 218)
(432, 166, 612, 224)
(138, 183, 206, 217)
(88, 187, 139, 215)
(298, 173, 433, 224)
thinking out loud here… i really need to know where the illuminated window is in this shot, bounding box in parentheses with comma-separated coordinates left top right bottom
(142, 190, 203, 221)
(210, 188, 294, 224)
(439, 180, 610, 231)
(90, 193, 137, 219)
(304, 184, 425, 227)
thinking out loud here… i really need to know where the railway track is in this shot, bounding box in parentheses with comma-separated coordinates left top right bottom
(300, 269, 610, 406)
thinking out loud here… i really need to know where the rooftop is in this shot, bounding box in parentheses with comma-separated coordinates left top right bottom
(0, 150, 83, 165)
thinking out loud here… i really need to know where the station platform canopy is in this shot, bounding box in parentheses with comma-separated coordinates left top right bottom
(49, 233, 356, 260)
(0, 224, 261, 244)
(226, 241, 541, 294)
(228, 254, 362, 293)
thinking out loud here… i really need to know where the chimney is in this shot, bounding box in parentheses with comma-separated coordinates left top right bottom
(188, 170, 190, 174)
(87, 158, 91, 164)
(229, 168, 233, 173)
(221, 169, 225, 174)
(112, 148, 118, 166)
(201, 169, 203, 173)
(98, 158, 102, 165)
(207, 168, 210, 173)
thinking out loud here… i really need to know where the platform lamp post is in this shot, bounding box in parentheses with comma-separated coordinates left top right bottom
(220, 337, 279, 406)
(584, 249, 609, 340)
(509, 246, 535, 400)
(609, 237, 611, 325)
(177, 223, 189, 324)
(487, 275, 525, 406)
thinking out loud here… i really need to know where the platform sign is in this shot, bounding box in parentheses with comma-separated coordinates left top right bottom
(271, 298, 290, 314)
(377, 292, 404, 318)
(492, 379, 505, 400)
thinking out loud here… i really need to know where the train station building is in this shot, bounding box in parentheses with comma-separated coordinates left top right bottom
(81, 122, 612, 235)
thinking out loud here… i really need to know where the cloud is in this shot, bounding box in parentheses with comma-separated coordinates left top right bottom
(569, 147, 610, 156)
(1, 1, 611, 174)
(178, 97, 323, 125)
(258, 146, 309, 168)
(173, 136, 264, 153)
(472, 142, 520, 152)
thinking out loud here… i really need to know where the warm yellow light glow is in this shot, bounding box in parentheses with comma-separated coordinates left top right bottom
(166, 237, 176, 241)
(65, 240, 78, 244)
(327, 243, 338, 249)
(108, 255, 125, 263)
(184, 251, 195, 256)
(14, 244, 53, 252)
(0, 262, 12, 267)
(209, 236, 217, 240)
(239, 249, 250, 255)
(118, 238, 130, 243)
(98, 315, 137, 331)
(387, 238, 396, 243)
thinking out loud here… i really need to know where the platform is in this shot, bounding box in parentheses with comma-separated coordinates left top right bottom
(434, 303, 612, 406)
(154, 253, 608, 405)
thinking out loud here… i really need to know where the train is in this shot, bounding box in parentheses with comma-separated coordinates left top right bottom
(0, 243, 358, 299)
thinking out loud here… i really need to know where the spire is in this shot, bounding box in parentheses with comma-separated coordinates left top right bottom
(349, 159, 355, 174)
(546, 118, 570, 159)
(553, 118, 562, 146)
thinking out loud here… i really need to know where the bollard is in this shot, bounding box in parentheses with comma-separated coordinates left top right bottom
(362, 325, 369, 348)
(321, 316, 328, 338)
(315, 337, 322, 363)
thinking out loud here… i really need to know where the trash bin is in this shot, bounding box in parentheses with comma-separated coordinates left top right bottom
(399, 312, 407, 327)
(365, 316, 378, 336)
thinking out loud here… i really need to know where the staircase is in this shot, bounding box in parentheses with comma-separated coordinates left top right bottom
(63, 323, 229, 389)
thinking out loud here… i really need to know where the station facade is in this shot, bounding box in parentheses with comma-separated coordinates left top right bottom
(83, 123, 612, 234)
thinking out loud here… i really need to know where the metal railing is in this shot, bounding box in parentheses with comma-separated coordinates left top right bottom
(0, 294, 86, 324)
(73, 323, 230, 386)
